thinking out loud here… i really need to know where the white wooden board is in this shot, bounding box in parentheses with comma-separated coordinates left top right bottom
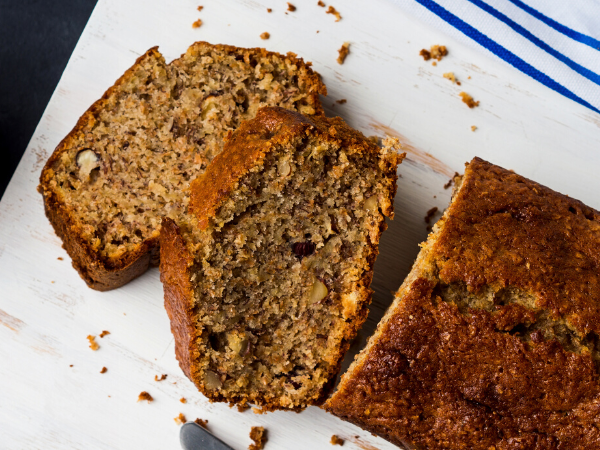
(1, 0, 599, 449)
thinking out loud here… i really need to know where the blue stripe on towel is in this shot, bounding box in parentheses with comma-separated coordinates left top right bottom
(413, 0, 600, 114)
(467, 0, 600, 86)
(506, 0, 600, 51)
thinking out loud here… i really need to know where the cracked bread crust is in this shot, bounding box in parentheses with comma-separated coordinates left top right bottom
(325, 158, 600, 449)
(39, 42, 326, 291)
(160, 107, 403, 411)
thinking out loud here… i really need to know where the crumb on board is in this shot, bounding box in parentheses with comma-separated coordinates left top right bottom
(337, 42, 350, 64)
(443, 72, 461, 85)
(260, 32, 270, 40)
(267, 8, 272, 12)
(249, 426, 267, 450)
(471, 125, 477, 132)
(69, 364, 73, 367)
(326, 5, 341, 21)
(137, 391, 153, 403)
(197, 5, 203, 11)
(331, 435, 344, 446)
(420, 45, 447, 62)
(155, 374, 168, 382)
(195, 418, 209, 428)
(444, 172, 460, 189)
(318, 0, 325, 6)
(99, 330, 110, 338)
(100, 367, 107, 374)
(180, 397, 187, 404)
(57, 257, 63, 260)
(459, 92, 480, 108)
(174, 413, 187, 425)
(468, 76, 472, 79)
(287, 2, 296, 11)
(425, 207, 438, 224)
(236, 402, 251, 412)
(87, 335, 99, 351)
(336, 99, 347, 104)
(192, 19, 203, 28)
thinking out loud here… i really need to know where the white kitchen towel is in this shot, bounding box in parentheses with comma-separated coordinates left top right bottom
(391, 0, 600, 114)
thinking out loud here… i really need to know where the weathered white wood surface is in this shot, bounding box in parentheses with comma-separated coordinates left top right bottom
(1, 0, 599, 449)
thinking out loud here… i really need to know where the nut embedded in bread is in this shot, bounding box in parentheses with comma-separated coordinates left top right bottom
(159, 107, 403, 412)
(38, 41, 326, 291)
(325, 157, 600, 449)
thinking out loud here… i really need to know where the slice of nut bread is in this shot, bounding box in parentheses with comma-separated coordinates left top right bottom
(325, 158, 600, 449)
(38, 42, 326, 290)
(160, 107, 404, 411)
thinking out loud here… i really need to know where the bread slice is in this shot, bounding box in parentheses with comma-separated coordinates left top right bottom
(159, 107, 404, 411)
(325, 157, 600, 449)
(38, 42, 326, 290)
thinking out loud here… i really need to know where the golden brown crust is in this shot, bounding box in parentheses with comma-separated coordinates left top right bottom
(190, 106, 401, 229)
(325, 158, 600, 449)
(38, 43, 326, 291)
(159, 218, 200, 384)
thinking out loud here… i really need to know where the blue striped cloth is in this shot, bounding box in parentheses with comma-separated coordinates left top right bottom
(392, 0, 600, 114)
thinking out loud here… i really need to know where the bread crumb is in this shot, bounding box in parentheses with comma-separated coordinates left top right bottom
(468, 76, 472, 79)
(260, 32, 270, 40)
(197, 5, 203, 11)
(99, 330, 110, 338)
(195, 418, 208, 428)
(318, 0, 325, 5)
(444, 172, 459, 189)
(100, 367, 107, 374)
(331, 435, 344, 445)
(180, 397, 187, 403)
(249, 426, 267, 450)
(57, 257, 63, 260)
(326, 5, 341, 21)
(174, 413, 187, 425)
(337, 42, 350, 64)
(425, 207, 438, 224)
(336, 99, 347, 104)
(443, 72, 461, 85)
(237, 402, 251, 412)
(69, 364, 73, 367)
(267, 8, 272, 12)
(287, 2, 296, 11)
(87, 335, 99, 351)
(420, 45, 447, 61)
(471, 125, 477, 132)
(155, 374, 167, 381)
(192, 19, 203, 28)
(459, 92, 480, 108)
(137, 391, 153, 403)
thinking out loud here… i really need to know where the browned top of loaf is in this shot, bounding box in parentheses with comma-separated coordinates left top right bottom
(325, 158, 600, 449)
(438, 157, 600, 335)
(189, 106, 400, 229)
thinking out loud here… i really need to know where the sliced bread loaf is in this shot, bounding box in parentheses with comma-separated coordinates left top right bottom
(160, 107, 404, 411)
(325, 158, 600, 449)
(38, 42, 326, 290)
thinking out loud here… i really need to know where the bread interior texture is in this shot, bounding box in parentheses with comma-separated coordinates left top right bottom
(180, 136, 394, 409)
(46, 45, 321, 261)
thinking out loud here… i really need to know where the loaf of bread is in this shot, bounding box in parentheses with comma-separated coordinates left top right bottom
(159, 107, 403, 411)
(38, 42, 326, 290)
(325, 158, 600, 448)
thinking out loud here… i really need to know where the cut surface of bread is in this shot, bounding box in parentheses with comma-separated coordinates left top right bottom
(160, 107, 403, 411)
(325, 158, 600, 449)
(38, 42, 326, 290)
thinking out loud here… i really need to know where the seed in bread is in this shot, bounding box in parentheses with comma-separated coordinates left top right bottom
(159, 107, 403, 412)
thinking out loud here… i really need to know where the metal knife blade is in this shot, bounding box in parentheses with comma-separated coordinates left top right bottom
(180, 422, 236, 450)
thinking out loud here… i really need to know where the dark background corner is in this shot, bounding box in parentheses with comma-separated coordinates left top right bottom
(0, 0, 98, 198)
